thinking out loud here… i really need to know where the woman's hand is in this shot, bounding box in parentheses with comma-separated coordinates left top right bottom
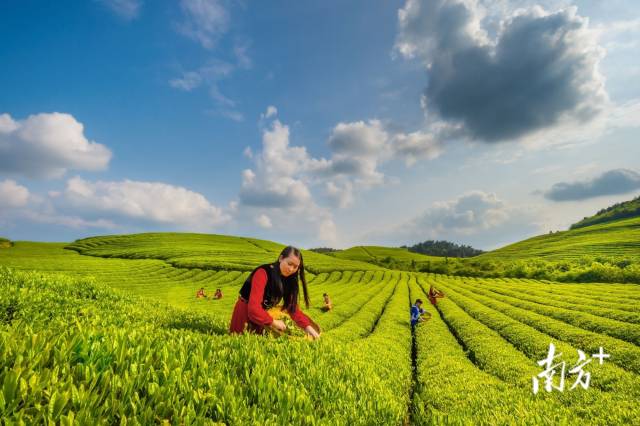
(304, 325, 321, 340)
(270, 319, 287, 332)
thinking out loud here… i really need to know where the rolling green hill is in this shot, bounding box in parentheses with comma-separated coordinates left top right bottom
(66, 232, 382, 273)
(409, 207, 640, 283)
(330, 245, 444, 267)
(479, 216, 640, 261)
(571, 195, 640, 229)
(2, 228, 640, 422)
(331, 245, 443, 262)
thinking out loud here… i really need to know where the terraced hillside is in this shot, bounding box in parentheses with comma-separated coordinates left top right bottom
(67, 233, 381, 273)
(330, 245, 443, 267)
(478, 215, 640, 261)
(1, 235, 639, 424)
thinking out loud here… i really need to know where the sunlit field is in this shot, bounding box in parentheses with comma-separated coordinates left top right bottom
(1, 235, 639, 424)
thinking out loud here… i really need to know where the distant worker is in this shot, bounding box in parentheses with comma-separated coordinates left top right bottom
(322, 293, 333, 311)
(196, 287, 206, 299)
(428, 285, 445, 305)
(229, 246, 320, 340)
(213, 288, 223, 300)
(410, 299, 427, 329)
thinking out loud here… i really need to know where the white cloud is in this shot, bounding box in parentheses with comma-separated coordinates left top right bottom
(326, 120, 389, 186)
(97, 0, 142, 20)
(24, 211, 119, 230)
(594, 18, 640, 52)
(243, 146, 253, 159)
(207, 108, 244, 122)
(235, 111, 448, 247)
(0, 180, 118, 232)
(169, 71, 203, 91)
(365, 191, 540, 249)
(242, 169, 255, 185)
(0, 179, 30, 208)
(237, 116, 343, 245)
(391, 131, 442, 166)
(265, 105, 278, 119)
(328, 120, 389, 156)
(255, 214, 272, 229)
(0, 112, 112, 179)
(318, 218, 338, 244)
(242, 113, 445, 211)
(176, 0, 229, 49)
(0, 114, 18, 133)
(170, 61, 243, 122)
(325, 181, 354, 208)
(239, 119, 319, 209)
(234, 38, 252, 69)
(325, 120, 443, 180)
(61, 176, 230, 229)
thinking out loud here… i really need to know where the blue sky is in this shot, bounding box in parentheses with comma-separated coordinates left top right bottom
(1, 0, 639, 250)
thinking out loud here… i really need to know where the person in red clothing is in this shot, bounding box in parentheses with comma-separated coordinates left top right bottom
(428, 284, 445, 305)
(229, 246, 321, 340)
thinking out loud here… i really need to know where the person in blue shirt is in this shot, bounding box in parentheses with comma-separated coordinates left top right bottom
(410, 299, 426, 329)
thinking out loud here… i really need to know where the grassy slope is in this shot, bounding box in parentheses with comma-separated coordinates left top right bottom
(2, 236, 640, 422)
(3, 260, 639, 423)
(331, 245, 443, 264)
(0, 268, 412, 424)
(0, 242, 387, 321)
(66, 232, 381, 273)
(571, 196, 640, 229)
(477, 216, 640, 261)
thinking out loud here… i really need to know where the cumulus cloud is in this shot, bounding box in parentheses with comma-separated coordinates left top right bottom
(0, 179, 119, 232)
(325, 120, 390, 186)
(239, 120, 319, 209)
(325, 120, 443, 182)
(391, 131, 443, 166)
(242, 109, 445, 212)
(97, 0, 142, 20)
(395, 0, 607, 143)
(0, 112, 112, 179)
(176, 0, 229, 49)
(236, 109, 448, 245)
(0, 180, 30, 208)
(325, 181, 354, 209)
(364, 191, 540, 249)
(411, 191, 510, 233)
(263, 105, 278, 119)
(237, 112, 346, 244)
(255, 214, 272, 229)
(61, 176, 230, 229)
(544, 169, 640, 201)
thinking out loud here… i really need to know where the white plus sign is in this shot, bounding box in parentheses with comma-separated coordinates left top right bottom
(592, 347, 610, 365)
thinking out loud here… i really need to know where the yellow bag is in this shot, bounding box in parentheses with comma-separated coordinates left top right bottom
(266, 307, 321, 340)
